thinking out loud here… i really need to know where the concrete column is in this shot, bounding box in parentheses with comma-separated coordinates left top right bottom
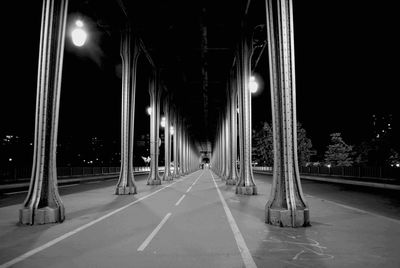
(147, 72, 162, 185)
(163, 96, 172, 180)
(19, 0, 68, 225)
(265, 0, 310, 227)
(236, 29, 257, 195)
(115, 24, 139, 195)
(226, 75, 239, 185)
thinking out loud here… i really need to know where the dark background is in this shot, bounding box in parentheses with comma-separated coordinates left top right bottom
(1, 1, 398, 166)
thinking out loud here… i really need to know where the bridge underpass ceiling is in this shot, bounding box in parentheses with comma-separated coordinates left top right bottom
(71, 0, 267, 145)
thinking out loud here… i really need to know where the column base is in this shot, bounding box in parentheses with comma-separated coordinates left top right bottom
(266, 207, 310, 227)
(19, 206, 65, 225)
(236, 185, 257, 195)
(163, 175, 173, 181)
(226, 179, 237, 185)
(115, 186, 137, 195)
(147, 179, 161, 185)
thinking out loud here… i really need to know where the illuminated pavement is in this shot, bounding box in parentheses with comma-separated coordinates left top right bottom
(1, 170, 400, 267)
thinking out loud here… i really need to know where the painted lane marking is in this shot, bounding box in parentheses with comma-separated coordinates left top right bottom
(306, 194, 400, 225)
(137, 212, 172, 251)
(186, 186, 192, 193)
(210, 170, 257, 268)
(0, 178, 187, 268)
(59, 184, 80, 188)
(175, 194, 186, 206)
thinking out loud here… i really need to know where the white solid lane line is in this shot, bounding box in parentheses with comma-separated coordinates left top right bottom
(210, 170, 257, 268)
(137, 212, 172, 251)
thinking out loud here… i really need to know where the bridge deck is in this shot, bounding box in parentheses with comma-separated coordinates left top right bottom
(1, 170, 399, 267)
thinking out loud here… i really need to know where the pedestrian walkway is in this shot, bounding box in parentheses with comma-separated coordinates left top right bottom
(1, 170, 399, 267)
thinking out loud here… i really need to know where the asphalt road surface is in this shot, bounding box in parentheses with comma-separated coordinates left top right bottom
(1, 170, 399, 267)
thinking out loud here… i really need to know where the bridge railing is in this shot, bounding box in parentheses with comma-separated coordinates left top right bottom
(0, 166, 156, 184)
(253, 166, 400, 182)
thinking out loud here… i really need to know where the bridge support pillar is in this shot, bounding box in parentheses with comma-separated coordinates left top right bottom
(226, 77, 238, 185)
(236, 28, 257, 195)
(172, 110, 180, 179)
(115, 23, 139, 195)
(147, 71, 162, 185)
(265, 0, 310, 227)
(163, 96, 173, 181)
(19, 0, 68, 224)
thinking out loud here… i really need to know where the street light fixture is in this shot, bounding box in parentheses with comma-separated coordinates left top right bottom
(161, 116, 166, 128)
(249, 76, 258, 93)
(71, 19, 87, 47)
(146, 106, 152, 116)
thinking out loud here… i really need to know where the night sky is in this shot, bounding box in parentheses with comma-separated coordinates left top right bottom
(1, 1, 398, 158)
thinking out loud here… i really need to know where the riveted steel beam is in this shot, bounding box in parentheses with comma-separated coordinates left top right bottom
(147, 71, 162, 185)
(19, 0, 69, 224)
(115, 22, 139, 195)
(265, 0, 310, 227)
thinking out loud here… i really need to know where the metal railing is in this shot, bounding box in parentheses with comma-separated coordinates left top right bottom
(0, 166, 155, 184)
(253, 166, 400, 181)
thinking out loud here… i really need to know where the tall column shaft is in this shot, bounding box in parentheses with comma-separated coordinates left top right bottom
(173, 111, 180, 178)
(265, 0, 310, 227)
(236, 30, 257, 195)
(163, 97, 172, 180)
(226, 77, 239, 185)
(147, 72, 162, 185)
(20, 0, 68, 225)
(115, 24, 139, 195)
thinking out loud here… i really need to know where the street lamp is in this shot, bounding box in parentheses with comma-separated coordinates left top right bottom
(249, 76, 258, 94)
(160, 116, 166, 128)
(146, 106, 152, 116)
(71, 19, 87, 47)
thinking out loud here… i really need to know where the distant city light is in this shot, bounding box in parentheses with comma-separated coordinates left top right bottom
(71, 19, 87, 47)
(249, 76, 258, 93)
(396, 163, 400, 168)
(8, 158, 12, 162)
(146, 107, 152, 115)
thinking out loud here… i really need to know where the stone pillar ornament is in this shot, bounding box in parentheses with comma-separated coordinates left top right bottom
(265, 0, 310, 227)
(115, 23, 139, 195)
(236, 30, 257, 195)
(147, 71, 162, 185)
(19, 0, 68, 225)
(163, 95, 173, 181)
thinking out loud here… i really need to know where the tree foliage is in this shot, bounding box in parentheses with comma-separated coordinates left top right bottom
(324, 133, 354, 167)
(252, 121, 314, 167)
(252, 122, 274, 166)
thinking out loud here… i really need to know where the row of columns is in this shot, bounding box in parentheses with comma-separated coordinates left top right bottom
(19, 0, 200, 225)
(211, 0, 310, 227)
